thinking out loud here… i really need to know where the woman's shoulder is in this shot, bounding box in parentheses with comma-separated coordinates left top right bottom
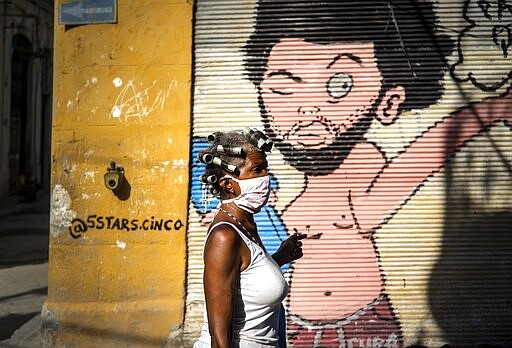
(206, 221, 243, 249)
(204, 221, 249, 269)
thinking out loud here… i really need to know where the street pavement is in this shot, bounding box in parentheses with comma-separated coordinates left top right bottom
(0, 197, 49, 348)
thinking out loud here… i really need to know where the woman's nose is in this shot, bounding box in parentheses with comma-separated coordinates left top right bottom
(298, 106, 320, 116)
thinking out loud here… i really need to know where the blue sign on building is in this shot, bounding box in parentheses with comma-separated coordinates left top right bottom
(59, 0, 117, 25)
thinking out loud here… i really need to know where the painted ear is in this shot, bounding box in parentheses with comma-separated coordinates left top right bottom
(375, 85, 406, 125)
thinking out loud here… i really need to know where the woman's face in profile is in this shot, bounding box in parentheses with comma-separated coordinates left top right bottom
(236, 150, 268, 180)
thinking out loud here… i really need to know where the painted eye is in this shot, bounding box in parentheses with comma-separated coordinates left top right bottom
(270, 88, 292, 95)
(326, 72, 353, 99)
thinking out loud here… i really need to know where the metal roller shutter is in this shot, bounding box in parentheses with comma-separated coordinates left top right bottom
(185, 1, 512, 347)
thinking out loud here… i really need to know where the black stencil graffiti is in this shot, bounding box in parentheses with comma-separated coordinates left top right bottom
(69, 218, 87, 239)
(68, 214, 184, 238)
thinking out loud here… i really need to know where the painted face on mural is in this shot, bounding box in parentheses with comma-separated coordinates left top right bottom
(260, 38, 386, 175)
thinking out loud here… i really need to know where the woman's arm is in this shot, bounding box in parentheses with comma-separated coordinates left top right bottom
(203, 227, 242, 348)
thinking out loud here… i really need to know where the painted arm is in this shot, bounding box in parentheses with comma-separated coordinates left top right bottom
(203, 227, 242, 348)
(356, 88, 512, 231)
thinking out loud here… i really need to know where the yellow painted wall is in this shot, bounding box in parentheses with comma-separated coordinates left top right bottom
(43, 1, 192, 347)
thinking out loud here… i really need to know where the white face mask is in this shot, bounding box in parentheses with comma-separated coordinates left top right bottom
(221, 175, 271, 214)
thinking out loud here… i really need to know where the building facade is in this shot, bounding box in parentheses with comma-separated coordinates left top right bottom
(47, 1, 512, 347)
(0, 0, 53, 206)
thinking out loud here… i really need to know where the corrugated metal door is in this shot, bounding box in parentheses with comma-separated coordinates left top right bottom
(185, 1, 512, 347)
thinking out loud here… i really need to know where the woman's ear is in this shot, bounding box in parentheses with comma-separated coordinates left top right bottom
(219, 177, 231, 190)
(219, 177, 237, 197)
(375, 85, 406, 125)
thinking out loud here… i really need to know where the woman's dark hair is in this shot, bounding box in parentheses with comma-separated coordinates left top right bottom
(244, 0, 454, 111)
(200, 130, 260, 197)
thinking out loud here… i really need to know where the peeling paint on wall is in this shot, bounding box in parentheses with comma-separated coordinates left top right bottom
(50, 184, 76, 236)
(82, 170, 97, 183)
(66, 77, 98, 111)
(83, 149, 95, 159)
(40, 303, 60, 347)
(113, 77, 123, 88)
(110, 79, 175, 120)
(172, 158, 187, 169)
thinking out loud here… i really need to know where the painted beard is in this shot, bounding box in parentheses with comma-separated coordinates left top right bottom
(269, 115, 374, 176)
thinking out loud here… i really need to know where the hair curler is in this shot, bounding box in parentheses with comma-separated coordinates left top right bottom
(207, 133, 217, 143)
(199, 153, 214, 164)
(241, 127, 273, 152)
(201, 174, 218, 184)
(215, 145, 245, 157)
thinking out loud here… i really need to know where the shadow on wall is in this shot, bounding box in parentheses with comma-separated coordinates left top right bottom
(429, 161, 512, 348)
(41, 322, 174, 348)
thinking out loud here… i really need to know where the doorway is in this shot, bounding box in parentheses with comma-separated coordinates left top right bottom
(8, 34, 34, 199)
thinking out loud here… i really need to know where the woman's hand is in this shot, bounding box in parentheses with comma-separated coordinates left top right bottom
(272, 233, 307, 266)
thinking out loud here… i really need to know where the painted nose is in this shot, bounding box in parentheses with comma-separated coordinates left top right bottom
(298, 106, 320, 116)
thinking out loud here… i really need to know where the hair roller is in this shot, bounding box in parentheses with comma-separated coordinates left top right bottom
(207, 133, 217, 143)
(241, 127, 273, 152)
(203, 174, 217, 184)
(210, 187, 219, 196)
(212, 157, 238, 174)
(216, 145, 245, 157)
(256, 135, 273, 152)
(199, 153, 214, 164)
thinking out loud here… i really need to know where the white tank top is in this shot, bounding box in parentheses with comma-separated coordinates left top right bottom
(194, 221, 289, 348)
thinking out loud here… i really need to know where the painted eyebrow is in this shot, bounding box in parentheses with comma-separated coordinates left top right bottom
(266, 70, 302, 82)
(327, 53, 363, 69)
